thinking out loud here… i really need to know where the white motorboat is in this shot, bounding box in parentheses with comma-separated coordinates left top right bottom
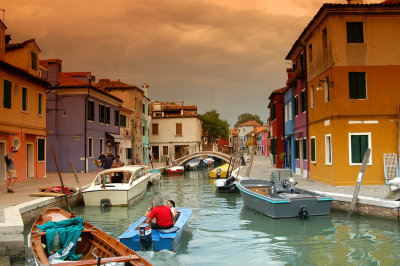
(82, 165, 150, 206)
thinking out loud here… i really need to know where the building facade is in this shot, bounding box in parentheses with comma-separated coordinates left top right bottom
(0, 25, 48, 181)
(268, 88, 285, 168)
(237, 121, 261, 153)
(283, 82, 295, 172)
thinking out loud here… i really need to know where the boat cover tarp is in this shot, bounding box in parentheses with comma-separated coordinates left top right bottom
(37, 217, 84, 261)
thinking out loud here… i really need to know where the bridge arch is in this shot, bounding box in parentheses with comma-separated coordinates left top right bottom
(173, 151, 231, 166)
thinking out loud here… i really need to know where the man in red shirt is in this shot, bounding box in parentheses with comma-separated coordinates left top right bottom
(145, 196, 174, 230)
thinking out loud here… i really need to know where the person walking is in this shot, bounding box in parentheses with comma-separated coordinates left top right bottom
(5, 146, 18, 193)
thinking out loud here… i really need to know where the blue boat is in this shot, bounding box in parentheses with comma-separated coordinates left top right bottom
(119, 208, 192, 251)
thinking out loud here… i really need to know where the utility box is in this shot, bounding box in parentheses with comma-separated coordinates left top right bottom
(270, 169, 292, 183)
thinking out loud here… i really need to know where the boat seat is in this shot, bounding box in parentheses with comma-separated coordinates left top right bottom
(156, 226, 179, 234)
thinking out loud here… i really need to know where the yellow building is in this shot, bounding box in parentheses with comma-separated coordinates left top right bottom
(0, 20, 48, 181)
(288, 1, 400, 185)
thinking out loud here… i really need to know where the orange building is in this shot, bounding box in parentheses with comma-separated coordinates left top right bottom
(288, 1, 400, 185)
(0, 21, 49, 181)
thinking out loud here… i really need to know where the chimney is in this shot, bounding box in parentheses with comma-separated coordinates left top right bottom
(347, 0, 363, 4)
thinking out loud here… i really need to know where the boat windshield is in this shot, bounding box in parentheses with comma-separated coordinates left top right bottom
(131, 167, 147, 182)
(94, 171, 132, 185)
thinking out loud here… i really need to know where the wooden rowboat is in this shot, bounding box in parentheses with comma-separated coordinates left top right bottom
(29, 207, 152, 266)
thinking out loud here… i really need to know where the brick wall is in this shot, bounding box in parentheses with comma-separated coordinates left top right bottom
(332, 200, 400, 220)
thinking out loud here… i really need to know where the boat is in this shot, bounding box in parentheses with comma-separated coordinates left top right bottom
(213, 166, 243, 193)
(237, 170, 333, 218)
(82, 165, 151, 206)
(209, 163, 230, 178)
(165, 166, 184, 174)
(184, 158, 198, 170)
(119, 208, 192, 252)
(29, 207, 152, 266)
(148, 169, 161, 184)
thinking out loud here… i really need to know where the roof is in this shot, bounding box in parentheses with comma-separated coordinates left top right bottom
(96, 79, 140, 91)
(286, 2, 400, 59)
(6, 38, 41, 52)
(0, 60, 50, 87)
(268, 87, 286, 100)
(64, 72, 92, 77)
(238, 120, 262, 127)
(39, 59, 62, 69)
(58, 73, 90, 87)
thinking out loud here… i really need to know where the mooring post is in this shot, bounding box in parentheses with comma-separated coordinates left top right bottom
(51, 146, 72, 212)
(70, 162, 82, 194)
(245, 146, 256, 176)
(349, 148, 371, 216)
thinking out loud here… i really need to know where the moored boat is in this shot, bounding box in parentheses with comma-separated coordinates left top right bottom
(213, 166, 243, 193)
(29, 207, 152, 266)
(165, 166, 184, 174)
(237, 175, 333, 218)
(119, 208, 192, 252)
(209, 163, 230, 178)
(148, 169, 161, 184)
(82, 165, 150, 206)
(184, 158, 198, 170)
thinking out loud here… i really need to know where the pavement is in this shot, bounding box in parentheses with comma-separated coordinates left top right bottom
(0, 156, 395, 220)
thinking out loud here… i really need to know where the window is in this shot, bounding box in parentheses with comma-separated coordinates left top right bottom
(142, 103, 145, 113)
(31, 51, 38, 71)
(310, 86, 314, 108)
(99, 104, 105, 123)
(302, 138, 307, 160)
(270, 138, 277, 155)
(38, 138, 45, 162)
(22, 87, 27, 112)
(294, 96, 299, 116)
(349, 72, 366, 99)
(311, 137, 316, 163)
(308, 44, 312, 62)
(271, 103, 276, 121)
(325, 134, 332, 165)
(3, 79, 11, 109)
(88, 137, 93, 158)
(322, 28, 327, 49)
(126, 148, 132, 159)
(38, 93, 43, 115)
(324, 76, 330, 103)
(88, 100, 95, 121)
(142, 126, 145, 136)
(176, 123, 182, 135)
(114, 110, 119, 126)
(294, 139, 299, 159)
(105, 106, 110, 124)
(288, 102, 292, 121)
(292, 61, 297, 72)
(120, 114, 126, 127)
(349, 133, 371, 165)
(163, 146, 168, 156)
(285, 105, 288, 123)
(346, 22, 364, 43)
(99, 138, 104, 154)
(300, 90, 307, 113)
(152, 123, 158, 134)
(300, 53, 305, 69)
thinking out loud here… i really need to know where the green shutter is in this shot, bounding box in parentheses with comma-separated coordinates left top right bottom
(302, 139, 307, 160)
(311, 138, 316, 162)
(120, 114, 126, 127)
(294, 97, 298, 116)
(357, 73, 366, 99)
(38, 93, 42, 115)
(349, 72, 357, 99)
(22, 87, 27, 111)
(31, 51, 38, 70)
(360, 135, 368, 162)
(351, 135, 361, 163)
(38, 138, 45, 161)
(295, 140, 299, 159)
(3, 79, 11, 109)
(126, 148, 132, 159)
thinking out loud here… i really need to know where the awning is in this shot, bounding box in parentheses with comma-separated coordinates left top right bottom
(106, 133, 126, 140)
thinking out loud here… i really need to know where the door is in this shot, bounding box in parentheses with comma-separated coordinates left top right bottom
(152, 146, 159, 162)
(27, 143, 34, 179)
(0, 141, 5, 181)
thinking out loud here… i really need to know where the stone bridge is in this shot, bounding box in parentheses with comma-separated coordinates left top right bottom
(173, 151, 231, 166)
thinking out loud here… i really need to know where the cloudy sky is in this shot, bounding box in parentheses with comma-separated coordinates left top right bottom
(2, 0, 377, 126)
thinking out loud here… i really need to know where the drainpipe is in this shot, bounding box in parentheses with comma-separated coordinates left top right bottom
(84, 88, 89, 173)
(303, 44, 309, 178)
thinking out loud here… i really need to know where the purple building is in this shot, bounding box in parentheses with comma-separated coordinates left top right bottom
(40, 59, 123, 173)
(286, 45, 309, 177)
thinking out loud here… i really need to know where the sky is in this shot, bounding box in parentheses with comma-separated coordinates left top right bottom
(1, 0, 378, 127)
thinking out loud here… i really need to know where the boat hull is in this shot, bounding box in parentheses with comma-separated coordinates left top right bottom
(119, 208, 192, 252)
(238, 179, 333, 218)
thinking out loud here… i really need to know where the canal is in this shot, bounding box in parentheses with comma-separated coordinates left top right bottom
(20, 166, 400, 265)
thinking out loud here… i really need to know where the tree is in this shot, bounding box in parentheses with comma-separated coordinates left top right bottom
(234, 113, 263, 128)
(200, 110, 229, 144)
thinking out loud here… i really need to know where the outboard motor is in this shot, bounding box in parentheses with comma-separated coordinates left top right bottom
(225, 175, 235, 187)
(298, 207, 308, 219)
(216, 168, 222, 178)
(138, 223, 153, 251)
(100, 199, 111, 208)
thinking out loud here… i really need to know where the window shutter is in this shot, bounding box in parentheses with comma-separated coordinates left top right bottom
(349, 73, 357, 99)
(22, 87, 27, 111)
(3, 79, 11, 109)
(295, 140, 299, 159)
(360, 135, 368, 162)
(38, 138, 45, 161)
(31, 51, 38, 70)
(357, 73, 366, 99)
(302, 139, 307, 160)
(311, 138, 316, 162)
(351, 135, 361, 163)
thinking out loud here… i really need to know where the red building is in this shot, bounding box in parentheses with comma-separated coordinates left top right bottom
(268, 87, 286, 168)
(217, 135, 229, 154)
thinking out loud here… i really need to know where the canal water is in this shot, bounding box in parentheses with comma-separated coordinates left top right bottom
(20, 165, 400, 265)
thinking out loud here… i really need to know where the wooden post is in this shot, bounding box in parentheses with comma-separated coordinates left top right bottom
(70, 162, 82, 194)
(349, 148, 371, 216)
(245, 146, 257, 176)
(51, 146, 71, 212)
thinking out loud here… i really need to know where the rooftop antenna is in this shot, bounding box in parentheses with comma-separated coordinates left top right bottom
(0, 9, 4, 23)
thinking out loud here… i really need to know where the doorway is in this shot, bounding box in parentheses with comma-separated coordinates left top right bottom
(152, 146, 159, 162)
(0, 141, 5, 181)
(27, 143, 34, 179)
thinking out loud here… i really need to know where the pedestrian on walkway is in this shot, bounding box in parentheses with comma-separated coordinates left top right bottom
(108, 152, 115, 161)
(5, 146, 18, 193)
(135, 154, 141, 165)
(103, 154, 114, 170)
